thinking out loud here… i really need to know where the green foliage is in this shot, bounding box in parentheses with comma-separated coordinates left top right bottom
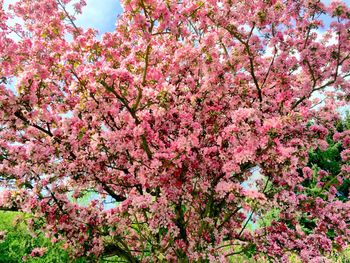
(257, 208, 280, 229)
(308, 141, 342, 177)
(0, 211, 73, 263)
(308, 113, 350, 201)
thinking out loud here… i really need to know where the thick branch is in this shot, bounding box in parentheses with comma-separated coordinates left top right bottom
(0, 206, 19, 212)
(14, 110, 54, 137)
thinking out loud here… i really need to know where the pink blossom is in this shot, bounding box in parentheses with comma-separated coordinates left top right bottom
(29, 247, 47, 257)
(0, 0, 349, 261)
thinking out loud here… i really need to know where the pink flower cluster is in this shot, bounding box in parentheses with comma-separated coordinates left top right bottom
(29, 247, 47, 257)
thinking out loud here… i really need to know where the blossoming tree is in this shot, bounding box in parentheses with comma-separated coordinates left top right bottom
(0, 0, 349, 261)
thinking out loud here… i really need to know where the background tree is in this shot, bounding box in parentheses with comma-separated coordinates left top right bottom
(0, 0, 349, 262)
(307, 112, 350, 202)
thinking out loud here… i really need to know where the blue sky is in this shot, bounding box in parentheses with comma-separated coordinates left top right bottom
(3, 0, 123, 37)
(74, 0, 122, 35)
